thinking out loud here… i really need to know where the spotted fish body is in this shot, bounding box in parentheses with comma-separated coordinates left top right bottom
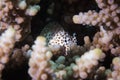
(40, 22, 77, 54)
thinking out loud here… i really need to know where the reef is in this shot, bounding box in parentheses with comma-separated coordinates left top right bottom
(0, 0, 120, 80)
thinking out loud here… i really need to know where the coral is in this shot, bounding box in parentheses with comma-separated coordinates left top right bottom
(0, 27, 16, 64)
(0, 27, 16, 79)
(73, 0, 120, 55)
(6, 44, 30, 69)
(48, 56, 75, 80)
(0, 0, 40, 79)
(73, 0, 120, 30)
(91, 26, 113, 51)
(93, 66, 106, 80)
(91, 25, 120, 54)
(0, 0, 40, 41)
(106, 57, 120, 80)
(28, 35, 85, 80)
(28, 36, 53, 80)
(72, 48, 105, 79)
(0, 0, 119, 80)
(0, 64, 4, 80)
(111, 47, 120, 56)
(28, 43, 106, 80)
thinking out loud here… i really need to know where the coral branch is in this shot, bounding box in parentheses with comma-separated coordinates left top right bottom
(0, 0, 40, 41)
(73, 48, 105, 79)
(73, 0, 120, 30)
(0, 27, 16, 79)
(28, 36, 53, 80)
(107, 57, 120, 80)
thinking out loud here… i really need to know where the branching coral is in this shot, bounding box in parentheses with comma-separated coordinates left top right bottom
(49, 56, 74, 80)
(6, 44, 30, 69)
(91, 26, 113, 51)
(28, 36, 53, 80)
(0, 0, 40, 41)
(72, 0, 120, 56)
(106, 57, 120, 80)
(28, 36, 79, 80)
(28, 41, 106, 80)
(0, 0, 119, 80)
(0, 27, 16, 64)
(91, 25, 120, 53)
(0, 0, 40, 79)
(73, 0, 120, 29)
(72, 48, 105, 79)
(0, 27, 16, 79)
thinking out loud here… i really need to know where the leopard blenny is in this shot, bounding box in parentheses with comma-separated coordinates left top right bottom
(40, 22, 77, 55)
